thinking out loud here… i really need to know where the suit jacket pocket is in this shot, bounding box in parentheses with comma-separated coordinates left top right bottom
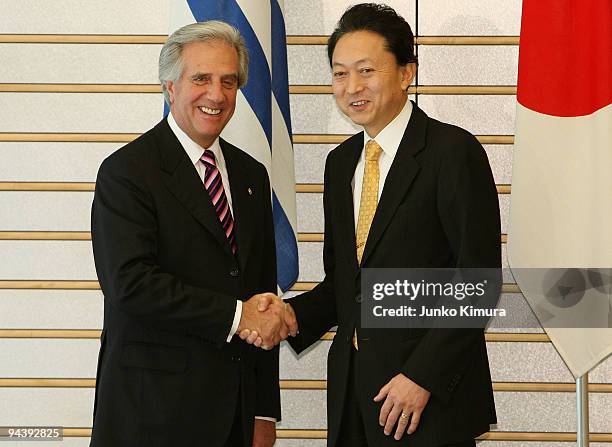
(120, 343, 187, 373)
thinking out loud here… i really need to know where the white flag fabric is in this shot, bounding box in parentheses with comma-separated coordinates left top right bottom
(508, 0, 612, 377)
(168, 0, 299, 292)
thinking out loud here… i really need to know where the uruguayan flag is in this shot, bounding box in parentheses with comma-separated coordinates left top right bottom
(168, 0, 299, 292)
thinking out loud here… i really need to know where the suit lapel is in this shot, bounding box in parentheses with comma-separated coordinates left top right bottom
(333, 133, 363, 274)
(221, 139, 256, 271)
(360, 104, 428, 265)
(156, 120, 233, 256)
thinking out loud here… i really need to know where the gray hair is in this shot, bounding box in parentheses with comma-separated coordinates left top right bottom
(159, 21, 249, 105)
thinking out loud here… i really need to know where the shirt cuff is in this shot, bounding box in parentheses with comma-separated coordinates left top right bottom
(255, 416, 277, 422)
(226, 300, 243, 342)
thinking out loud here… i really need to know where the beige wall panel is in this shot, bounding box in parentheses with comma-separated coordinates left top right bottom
(298, 240, 513, 283)
(0, 388, 94, 426)
(418, 0, 522, 36)
(0, 93, 162, 133)
(0, 339, 98, 377)
(290, 94, 365, 135)
(0, 44, 161, 84)
(296, 192, 510, 234)
(0, 338, 608, 384)
(0, 0, 169, 34)
(287, 45, 419, 88)
(290, 94, 416, 135)
(485, 145, 513, 184)
(0, 241, 339, 282)
(278, 389, 326, 428)
(499, 195, 509, 234)
(493, 392, 611, 433)
(0, 441, 90, 447)
(294, 144, 512, 185)
(0, 241, 95, 280)
(296, 193, 324, 233)
(487, 342, 575, 383)
(0, 141, 510, 185)
(0, 192, 93, 231)
(285, 0, 415, 35)
(590, 395, 611, 433)
(0, 291, 103, 329)
(290, 95, 414, 135)
(501, 244, 510, 274)
(484, 444, 610, 447)
(487, 294, 540, 330)
(294, 144, 334, 184)
(287, 45, 331, 85)
(592, 358, 612, 383)
(0, 338, 328, 380)
(298, 241, 324, 282)
(418, 46, 519, 86)
(0, 438, 609, 447)
(0, 388, 607, 432)
(276, 442, 326, 447)
(280, 339, 612, 384)
(280, 340, 330, 380)
(0, 143, 119, 182)
(417, 96, 516, 136)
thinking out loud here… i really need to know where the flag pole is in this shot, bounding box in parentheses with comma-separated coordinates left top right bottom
(576, 372, 589, 447)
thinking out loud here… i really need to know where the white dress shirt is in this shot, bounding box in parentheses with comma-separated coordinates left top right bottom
(352, 99, 413, 227)
(167, 113, 242, 343)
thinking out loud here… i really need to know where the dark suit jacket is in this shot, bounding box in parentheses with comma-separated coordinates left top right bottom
(289, 103, 500, 447)
(90, 118, 280, 447)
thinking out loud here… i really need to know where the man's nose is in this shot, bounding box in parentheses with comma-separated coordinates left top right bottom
(207, 80, 225, 103)
(346, 74, 364, 94)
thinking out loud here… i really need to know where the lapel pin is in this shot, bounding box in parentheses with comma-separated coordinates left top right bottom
(247, 187, 253, 196)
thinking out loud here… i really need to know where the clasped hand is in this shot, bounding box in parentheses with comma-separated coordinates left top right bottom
(237, 293, 298, 349)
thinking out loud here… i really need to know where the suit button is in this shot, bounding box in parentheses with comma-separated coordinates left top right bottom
(230, 268, 240, 277)
(232, 355, 241, 363)
(355, 294, 362, 303)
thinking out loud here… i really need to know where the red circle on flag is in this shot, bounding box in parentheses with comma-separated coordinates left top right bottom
(517, 0, 612, 117)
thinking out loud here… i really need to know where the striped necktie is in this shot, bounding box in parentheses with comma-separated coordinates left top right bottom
(201, 150, 237, 254)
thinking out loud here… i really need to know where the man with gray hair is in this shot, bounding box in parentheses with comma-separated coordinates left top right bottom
(90, 21, 290, 447)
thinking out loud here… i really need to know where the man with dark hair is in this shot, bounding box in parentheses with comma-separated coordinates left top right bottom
(246, 3, 500, 446)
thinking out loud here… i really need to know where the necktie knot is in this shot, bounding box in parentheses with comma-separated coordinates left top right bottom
(365, 140, 383, 161)
(201, 149, 217, 169)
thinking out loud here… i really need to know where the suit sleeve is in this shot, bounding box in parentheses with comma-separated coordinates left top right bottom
(287, 154, 338, 354)
(253, 167, 281, 420)
(91, 155, 237, 344)
(401, 132, 501, 403)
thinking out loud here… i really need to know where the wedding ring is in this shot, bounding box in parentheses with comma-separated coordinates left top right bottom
(400, 412, 409, 421)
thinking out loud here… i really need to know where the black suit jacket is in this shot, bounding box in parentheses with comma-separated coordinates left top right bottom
(289, 103, 500, 447)
(90, 119, 280, 447)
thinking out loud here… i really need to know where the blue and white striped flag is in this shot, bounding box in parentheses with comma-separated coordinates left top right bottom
(168, 0, 299, 292)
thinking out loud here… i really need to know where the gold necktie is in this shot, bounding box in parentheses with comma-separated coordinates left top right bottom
(353, 140, 382, 350)
(355, 139, 383, 265)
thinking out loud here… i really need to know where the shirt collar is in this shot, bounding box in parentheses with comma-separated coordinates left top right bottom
(167, 112, 222, 166)
(363, 99, 413, 157)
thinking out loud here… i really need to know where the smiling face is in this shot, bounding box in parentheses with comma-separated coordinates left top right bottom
(331, 30, 415, 137)
(166, 40, 239, 148)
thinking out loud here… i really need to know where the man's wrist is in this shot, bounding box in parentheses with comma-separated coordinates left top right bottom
(227, 300, 243, 342)
(255, 416, 277, 422)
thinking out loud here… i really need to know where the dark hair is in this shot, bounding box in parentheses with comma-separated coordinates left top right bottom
(327, 3, 417, 67)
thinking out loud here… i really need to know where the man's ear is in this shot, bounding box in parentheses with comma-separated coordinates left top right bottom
(400, 62, 417, 91)
(166, 80, 175, 104)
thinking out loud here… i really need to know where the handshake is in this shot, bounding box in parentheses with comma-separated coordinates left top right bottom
(237, 293, 299, 350)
